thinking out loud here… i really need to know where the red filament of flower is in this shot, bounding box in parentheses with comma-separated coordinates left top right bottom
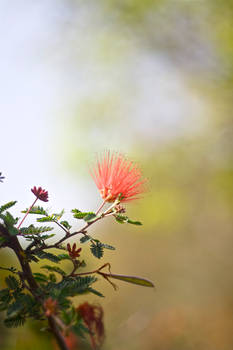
(90, 151, 146, 202)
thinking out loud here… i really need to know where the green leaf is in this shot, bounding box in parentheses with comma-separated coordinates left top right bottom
(40, 234, 56, 240)
(7, 299, 25, 317)
(127, 219, 142, 225)
(83, 213, 97, 222)
(25, 233, 55, 241)
(21, 206, 48, 216)
(0, 288, 11, 298)
(72, 209, 96, 220)
(5, 275, 19, 290)
(114, 214, 127, 224)
(60, 221, 71, 230)
(48, 273, 57, 283)
(0, 201, 17, 214)
(37, 216, 54, 223)
(53, 209, 65, 221)
(8, 294, 36, 317)
(0, 212, 18, 227)
(42, 265, 66, 276)
(33, 251, 61, 263)
(99, 242, 115, 250)
(0, 302, 9, 311)
(35, 211, 64, 223)
(55, 276, 97, 297)
(0, 289, 12, 309)
(0, 237, 6, 246)
(8, 226, 19, 236)
(90, 242, 104, 259)
(104, 273, 155, 288)
(28, 254, 39, 263)
(4, 315, 25, 328)
(0, 266, 17, 273)
(0, 303, 9, 311)
(61, 308, 76, 325)
(87, 287, 104, 298)
(33, 273, 48, 282)
(72, 322, 90, 338)
(92, 239, 115, 251)
(72, 211, 87, 219)
(80, 235, 92, 243)
(57, 253, 71, 261)
(20, 225, 53, 235)
(115, 214, 142, 225)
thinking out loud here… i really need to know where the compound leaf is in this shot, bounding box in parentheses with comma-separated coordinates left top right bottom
(0, 201, 17, 214)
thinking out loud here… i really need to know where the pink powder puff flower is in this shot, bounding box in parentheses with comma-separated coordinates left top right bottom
(31, 186, 49, 202)
(90, 151, 147, 202)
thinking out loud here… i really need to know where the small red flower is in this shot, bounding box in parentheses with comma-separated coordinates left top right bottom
(31, 186, 49, 202)
(67, 243, 82, 260)
(77, 302, 104, 348)
(90, 151, 147, 202)
(44, 297, 58, 317)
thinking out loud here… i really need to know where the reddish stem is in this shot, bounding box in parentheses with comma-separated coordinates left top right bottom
(95, 200, 106, 215)
(17, 197, 38, 229)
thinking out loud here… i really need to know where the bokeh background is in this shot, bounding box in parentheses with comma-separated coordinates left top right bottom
(1, 0, 233, 349)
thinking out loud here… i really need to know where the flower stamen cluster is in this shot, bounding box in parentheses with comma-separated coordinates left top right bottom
(90, 151, 147, 202)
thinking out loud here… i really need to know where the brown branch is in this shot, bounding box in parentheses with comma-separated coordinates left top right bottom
(48, 316, 69, 350)
(0, 224, 69, 350)
(71, 262, 117, 289)
(30, 211, 116, 254)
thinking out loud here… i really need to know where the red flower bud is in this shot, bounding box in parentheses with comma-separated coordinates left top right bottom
(31, 186, 49, 202)
(44, 297, 57, 317)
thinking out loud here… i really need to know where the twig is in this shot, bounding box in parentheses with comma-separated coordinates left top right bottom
(31, 212, 114, 252)
(95, 200, 106, 215)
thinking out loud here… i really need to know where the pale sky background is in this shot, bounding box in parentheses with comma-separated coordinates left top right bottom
(0, 0, 208, 221)
(0, 1, 81, 217)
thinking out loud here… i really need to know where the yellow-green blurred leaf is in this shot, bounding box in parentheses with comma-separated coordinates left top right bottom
(105, 273, 155, 288)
